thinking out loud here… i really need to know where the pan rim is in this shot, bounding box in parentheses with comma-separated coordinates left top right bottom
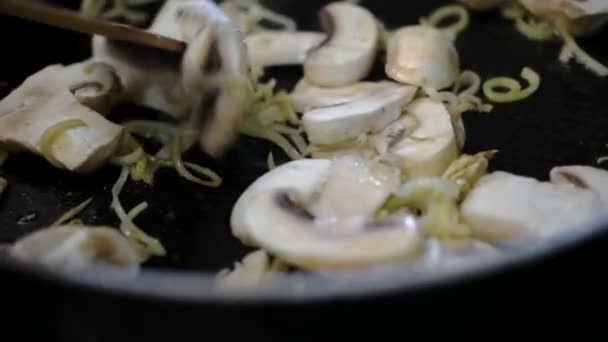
(2, 215, 606, 304)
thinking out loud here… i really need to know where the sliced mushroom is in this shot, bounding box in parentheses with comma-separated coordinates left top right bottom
(418, 238, 499, 269)
(96, 0, 254, 157)
(302, 85, 416, 145)
(459, 0, 510, 10)
(386, 25, 460, 90)
(60, 62, 124, 114)
(92, 35, 188, 118)
(290, 79, 410, 113)
(550, 165, 608, 207)
(10, 225, 140, 275)
(303, 2, 379, 87)
(245, 31, 326, 70)
(520, 0, 608, 19)
(461, 169, 606, 242)
(376, 98, 459, 178)
(182, 19, 254, 157)
(231, 157, 423, 270)
(0, 64, 123, 172)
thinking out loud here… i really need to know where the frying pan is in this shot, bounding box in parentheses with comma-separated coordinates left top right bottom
(1, 0, 608, 340)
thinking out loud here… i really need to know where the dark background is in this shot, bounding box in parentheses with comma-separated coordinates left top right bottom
(1, 0, 608, 340)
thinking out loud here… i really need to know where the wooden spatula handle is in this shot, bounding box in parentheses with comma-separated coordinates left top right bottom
(0, 0, 185, 53)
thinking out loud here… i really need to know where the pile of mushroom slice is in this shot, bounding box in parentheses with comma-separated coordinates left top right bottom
(0, 62, 124, 172)
(93, 0, 254, 157)
(229, 1, 476, 270)
(10, 225, 141, 277)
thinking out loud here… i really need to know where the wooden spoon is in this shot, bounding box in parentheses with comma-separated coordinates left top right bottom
(0, 0, 186, 54)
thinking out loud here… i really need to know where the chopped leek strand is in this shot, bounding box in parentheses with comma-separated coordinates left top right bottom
(483, 67, 540, 103)
(421, 5, 470, 35)
(597, 156, 608, 165)
(52, 197, 93, 227)
(0, 177, 6, 198)
(171, 135, 222, 187)
(0, 149, 7, 167)
(514, 18, 554, 41)
(39, 119, 87, 169)
(267, 152, 276, 170)
(555, 20, 608, 77)
(111, 167, 166, 256)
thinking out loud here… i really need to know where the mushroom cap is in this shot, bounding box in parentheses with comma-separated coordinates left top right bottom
(10, 225, 140, 275)
(0, 64, 123, 172)
(386, 25, 460, 90)
(304, 2, 379, 87)
(461, 170, 605, 242)
(302, 85, 416, 145)
(231, 158, 423, 270)
(245, 31, 326, 70)
(383, 98, 459, 177)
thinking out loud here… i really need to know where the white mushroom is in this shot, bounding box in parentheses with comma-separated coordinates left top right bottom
(181, 19, 254, 157)
(375, 98, 459, 178)
(520, 0, 608, 19)
(302, 85, 416, 146)
(290, 79, 409, 113)
(418, 238, 499, 270)
(95, 0, 253, 157)
(461, 167, 608, 242)
(92, 36, 188, 118)
(550, 165, 608, 207)
(0, 64, 123, 172)
(386, 25, 460, 90)
(245, 31, 326, 70)
(303, 2, 379, 87)
(10, 225, 140, 275)
(231, 157, 423, 270)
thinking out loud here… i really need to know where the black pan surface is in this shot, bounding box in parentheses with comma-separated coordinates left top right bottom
(1, 1, 608, 339)
(1, 0, 607, 272)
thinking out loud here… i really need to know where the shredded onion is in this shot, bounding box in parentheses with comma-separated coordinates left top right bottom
(381, 178, 470, 240)
(483, 67, 540, 103)
(555, 19, 608, 77)
(267, 152, 276, 170)
(0, 177, 6, 198)
(421, 5, 470, 35)
(52, 197, 93, 227)
(170, 135, 222, 187)
(39, 119, 87, 169)
(111, 167, 166, 257)
(220, 0, 296, 33)
(241, 120, 302, 160)
(515, 18, 554, 41)
(0, 149, 7, 167)
(597, 156, 608, 164)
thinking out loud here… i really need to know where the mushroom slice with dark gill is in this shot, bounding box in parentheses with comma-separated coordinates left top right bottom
(178, 0, 254, 157)
(461, 166, 608, 242)
(231, 157, 424, 270)
(0, 63, 124, 172)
